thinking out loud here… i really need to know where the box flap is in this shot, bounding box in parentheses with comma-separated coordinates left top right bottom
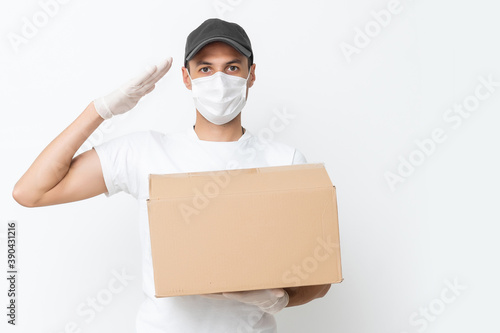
(148, 163, 333, 200)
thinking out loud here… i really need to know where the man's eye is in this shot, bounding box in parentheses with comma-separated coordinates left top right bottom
(229, 66, 238, 72)
(200, 67, 209, 73)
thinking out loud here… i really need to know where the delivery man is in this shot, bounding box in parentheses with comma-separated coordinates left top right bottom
(13, 18, 331, 332)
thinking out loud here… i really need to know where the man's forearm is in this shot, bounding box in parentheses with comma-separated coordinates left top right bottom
(12, 102, 103, 206)
(284, 284, 331, 307)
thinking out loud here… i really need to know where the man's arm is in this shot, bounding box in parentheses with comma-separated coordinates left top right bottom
(12, 102, 107, 207)
(284, 284, 332, 307)
(12, 58, 173, 207)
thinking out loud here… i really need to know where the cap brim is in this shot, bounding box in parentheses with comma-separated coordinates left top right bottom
(186, 37, 252, 62)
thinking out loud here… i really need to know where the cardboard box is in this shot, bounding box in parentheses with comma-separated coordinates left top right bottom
(146, 163, 342, 297)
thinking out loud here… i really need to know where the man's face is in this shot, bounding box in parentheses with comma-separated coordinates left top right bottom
(182, 41, 256, 96)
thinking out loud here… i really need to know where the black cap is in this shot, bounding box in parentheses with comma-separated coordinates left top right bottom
(184, 18, 253, 67)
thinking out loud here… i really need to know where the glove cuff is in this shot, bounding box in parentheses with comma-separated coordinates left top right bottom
(93, 97, 112, 120)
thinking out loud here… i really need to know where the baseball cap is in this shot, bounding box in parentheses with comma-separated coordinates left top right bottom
(184, 18, 253, 67)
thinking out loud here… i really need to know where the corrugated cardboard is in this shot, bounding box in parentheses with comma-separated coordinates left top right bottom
(146, 163, 342, 297)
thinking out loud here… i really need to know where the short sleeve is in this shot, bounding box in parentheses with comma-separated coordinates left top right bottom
(292, 148, 308, 165)
(92, 133, 141, 198)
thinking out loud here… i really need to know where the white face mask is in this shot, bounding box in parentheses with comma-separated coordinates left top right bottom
(188, 70, 251, 125)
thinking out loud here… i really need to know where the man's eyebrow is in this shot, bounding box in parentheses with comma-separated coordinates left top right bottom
(195, 60, 212, 67)
(226, 59, 242, 64)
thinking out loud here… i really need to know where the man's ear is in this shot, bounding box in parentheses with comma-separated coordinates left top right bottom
(182, 67, 192, 90)
(248, 63, 256, 88)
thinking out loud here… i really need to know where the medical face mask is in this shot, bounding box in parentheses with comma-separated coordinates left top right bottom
(188, 70, 251, 125)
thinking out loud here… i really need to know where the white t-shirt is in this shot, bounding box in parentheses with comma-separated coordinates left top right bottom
(93, 125, 307, 333)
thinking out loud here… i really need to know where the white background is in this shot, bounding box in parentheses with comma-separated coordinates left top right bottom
(1, 0, 499, 332)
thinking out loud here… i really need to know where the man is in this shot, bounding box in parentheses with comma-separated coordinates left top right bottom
(13, 18, 331, 332)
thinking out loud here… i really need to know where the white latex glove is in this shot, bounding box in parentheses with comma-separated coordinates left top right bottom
(221, 288, 289, 314)
(93, 57, 173, 119)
